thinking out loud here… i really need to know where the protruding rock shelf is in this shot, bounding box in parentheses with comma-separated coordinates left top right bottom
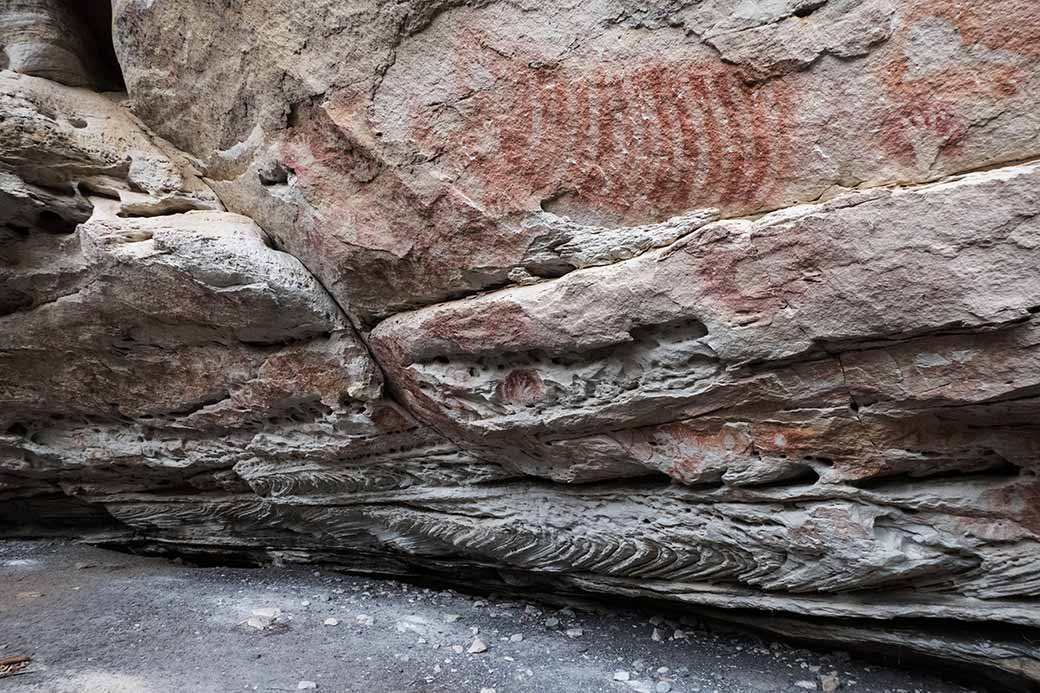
(3, 1, 1040, 686)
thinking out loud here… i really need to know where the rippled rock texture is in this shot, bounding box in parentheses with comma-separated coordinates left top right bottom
(3, 1, 1040, 685)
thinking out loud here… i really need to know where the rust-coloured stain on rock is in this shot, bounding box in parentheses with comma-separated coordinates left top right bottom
(496, 368, 545, 405)
(420, 301, 533, 357)
(410, 48, 794, 223)
(878, 0, 1037, 165)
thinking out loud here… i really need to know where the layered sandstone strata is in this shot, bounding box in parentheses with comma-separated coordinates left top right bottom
(3, 1, 1039, 685)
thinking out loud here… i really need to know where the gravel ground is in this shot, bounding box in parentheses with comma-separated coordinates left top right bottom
(0, 541, 985, 693)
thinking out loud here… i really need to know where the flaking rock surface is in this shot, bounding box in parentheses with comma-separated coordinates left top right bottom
(3, 1, 1040, 686)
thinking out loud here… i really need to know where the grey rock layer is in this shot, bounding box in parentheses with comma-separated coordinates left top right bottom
(2, 0, 1040, 685)
(0, 1, 121, 90)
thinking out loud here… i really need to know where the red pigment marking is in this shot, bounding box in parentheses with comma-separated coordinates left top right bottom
(260, 351, 352, 404)
(712, 73, 745, 205)
(981, 481, 1040, 536)
(568, 76, 592, 187)
(877, 0, 1033, 165)
(745, 82, 777, 205)
(642, 65, 677, 206)
(916, 0, 1040, 58)
(407, 45, 794, 222)
(879, 97, 969, 160)
(670, 78, 700, 210)
(369, 403, 415, 432)
(420, 301, 533, 357)
(644, 422, 752, 482)
(278, 102, 527, 314)
(496, 368, 545, 405)
(688, 74, 724, 208)
(686, 219, 865, 320)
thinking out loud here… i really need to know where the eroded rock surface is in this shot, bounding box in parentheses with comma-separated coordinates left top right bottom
(3, 0, 1040, 685)
(0, 0, 122, 90)
(113, 0, 1040, 322)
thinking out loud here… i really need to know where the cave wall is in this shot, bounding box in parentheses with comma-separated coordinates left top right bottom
(2, 0, 1040, 684)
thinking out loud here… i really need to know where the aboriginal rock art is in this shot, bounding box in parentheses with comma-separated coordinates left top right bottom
(5, 0, 1040, 686)
(877, 0, 1040, 168)
(408, 48, 794, 223)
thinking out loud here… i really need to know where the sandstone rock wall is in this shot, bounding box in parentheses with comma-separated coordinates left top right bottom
(2, 1, 1040, 685)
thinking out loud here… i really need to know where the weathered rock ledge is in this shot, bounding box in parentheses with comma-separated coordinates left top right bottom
(2, 1, 1040, 687)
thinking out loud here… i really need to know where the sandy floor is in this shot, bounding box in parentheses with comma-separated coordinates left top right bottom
(0, 541, 983, 693)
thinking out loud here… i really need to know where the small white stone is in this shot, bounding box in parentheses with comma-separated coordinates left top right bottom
(444, 614, 462, 623)
(296, 682, 317, 690)
(544, 617, 559, 628)
(795, 682, 817, 690)
(480, 688, 496, 693)
(323, 618, 338, 626)
(468, 638, 488, 654)
(245, 607, 281, 630)
(820, 673, 841, 692)
(655, 682, 672, 693)
(356, 614, 373, 626)
(509, 633, 523, 642)
(452, 645, 464, 654)
(651, 628, 663, 642)
(614, 671, 631, 682)
(565, 628, 583, 638)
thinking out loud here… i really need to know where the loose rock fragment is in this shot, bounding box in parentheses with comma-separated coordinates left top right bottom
(820, 673, 840, 692)
(245, 608, 282, 630)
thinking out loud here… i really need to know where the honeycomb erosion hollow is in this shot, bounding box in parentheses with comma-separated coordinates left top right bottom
(2, 1, 1040, 686)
